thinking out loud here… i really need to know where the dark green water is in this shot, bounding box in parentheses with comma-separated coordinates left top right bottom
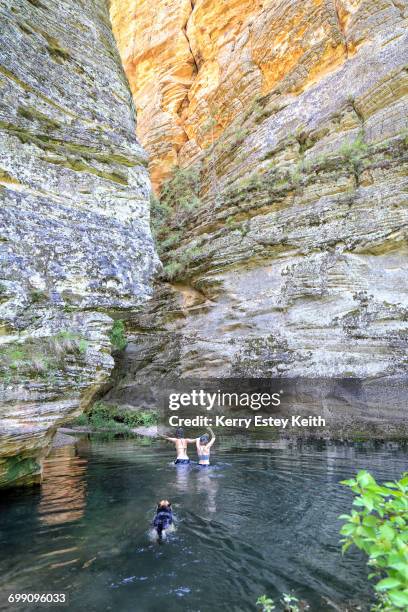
(0, 436, 406, 612)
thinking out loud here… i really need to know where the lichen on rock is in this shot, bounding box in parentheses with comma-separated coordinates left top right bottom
(0, 0, 159, 488)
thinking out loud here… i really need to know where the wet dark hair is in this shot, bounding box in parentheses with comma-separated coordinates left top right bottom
(176, 427, 184, 439)
(200, 434, 209, 444)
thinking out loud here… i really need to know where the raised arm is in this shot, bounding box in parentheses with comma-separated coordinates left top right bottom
(207, 427, 216, 448)
(158, 434, 177, 442)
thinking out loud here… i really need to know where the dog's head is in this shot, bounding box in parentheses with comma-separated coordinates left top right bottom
(157, 499, 172, 512)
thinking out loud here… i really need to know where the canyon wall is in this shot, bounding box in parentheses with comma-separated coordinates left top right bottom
(109, 0, 408, 396)
(0, 0, 158, 487)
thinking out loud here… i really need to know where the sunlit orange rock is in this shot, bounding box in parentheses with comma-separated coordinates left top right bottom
(110, 0, 359, 191)
(110, 0, 197, 192)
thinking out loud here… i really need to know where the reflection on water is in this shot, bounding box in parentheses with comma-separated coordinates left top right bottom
(38, 446, 87, 526)
(0, 436, 406, 612)
(195, 467, 218, 513)
(173, 463, 219, 514)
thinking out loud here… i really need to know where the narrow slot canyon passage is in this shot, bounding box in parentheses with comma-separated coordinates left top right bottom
(0, 1, 407, 610)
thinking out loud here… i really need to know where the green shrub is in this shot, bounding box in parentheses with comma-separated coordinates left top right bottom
(159, 231, 182, 253)
(225, 216, 237, 228)
(160, 166, 201, 212)
(163, 261, 183, 281)
(256, 593, 300, 612)
(49, 331, 89, 362)
(339, 133, 368, 160)
(257, 595, 275, 611)
(88, 402, 127, 432)
(281, 593, 300, 611)
(77, 339, 88, 354)
(150, 193, 172, 237)
(56, 330, 77, 341)
(161, 245, 204, 281)
(89, 413, 127, 433)
(0, 334, 85, 382)
(90, 402, 114, 422)
(30, 289, 48, 303)
(150, 165, 202, 244)
(71, 413, 88, 426)
(340, 470, 408, 610)
(122, 410, 158, 428)
(338, 131, 368, 177)
(71, 402, 158, 432)
(109, 320, 127, 351)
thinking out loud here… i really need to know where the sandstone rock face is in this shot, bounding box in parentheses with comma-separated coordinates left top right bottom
(109, 0, 408, 392)
(110, 0, 197, 191)
(111, 0, 408, 189)
(0, 0, 158, 487)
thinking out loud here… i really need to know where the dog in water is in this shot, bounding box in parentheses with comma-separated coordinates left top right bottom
(153, 500, 174, 542)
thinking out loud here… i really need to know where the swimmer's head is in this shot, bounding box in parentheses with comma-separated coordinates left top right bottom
(176, 427, 184, 439)
(200, 434, 209, 444)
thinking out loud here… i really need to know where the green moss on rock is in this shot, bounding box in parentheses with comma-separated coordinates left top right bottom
(0, 455, 41, 488)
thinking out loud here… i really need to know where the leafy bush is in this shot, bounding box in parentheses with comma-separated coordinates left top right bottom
(83, 402, 124, 432)
(150, 166, 202, 245)
(30, 289, 48, 303)
(161, 244, 204, 281)
(1, 331, 89, 383)
(149, 165, 208, 280)
(77, 339, 88, 354)
(159, 231, 182, 254)
(163, 261, 183, 281)
(89, 402, 114, 422)
(150, 193, 172, 238)
(71, 413, 88, 426)
(281, 594, 300, 611)
(256, 593, 300, 612)
(71, 402, 158, 432)
(89, 412, 128, 433)
(257, 595, 275, 611)
(339, 132, 368, 159)
(340, 470, 408, 610)
(122, 410, 158, 428)
(160, 166, 201, 213)
(109, 320, 127, 352)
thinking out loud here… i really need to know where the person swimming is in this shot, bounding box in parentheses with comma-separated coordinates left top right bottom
(153, 499, 173, 541)
(196, 427, 216, 466)
(160, 427, 200, 464)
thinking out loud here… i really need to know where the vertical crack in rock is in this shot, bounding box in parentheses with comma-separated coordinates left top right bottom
(183, 1, 199, 76)
(110, 0, 202, 190)
(177, 0, 199, 165)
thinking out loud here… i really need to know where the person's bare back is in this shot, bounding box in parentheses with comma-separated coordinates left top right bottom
(160, 427, 198, 464)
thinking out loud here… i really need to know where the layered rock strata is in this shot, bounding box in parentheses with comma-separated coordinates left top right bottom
(109, 0, 408, 392)
(0, 0, 158, 487)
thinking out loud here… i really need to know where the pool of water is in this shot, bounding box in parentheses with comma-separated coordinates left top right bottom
(0, 436, 406, 611)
